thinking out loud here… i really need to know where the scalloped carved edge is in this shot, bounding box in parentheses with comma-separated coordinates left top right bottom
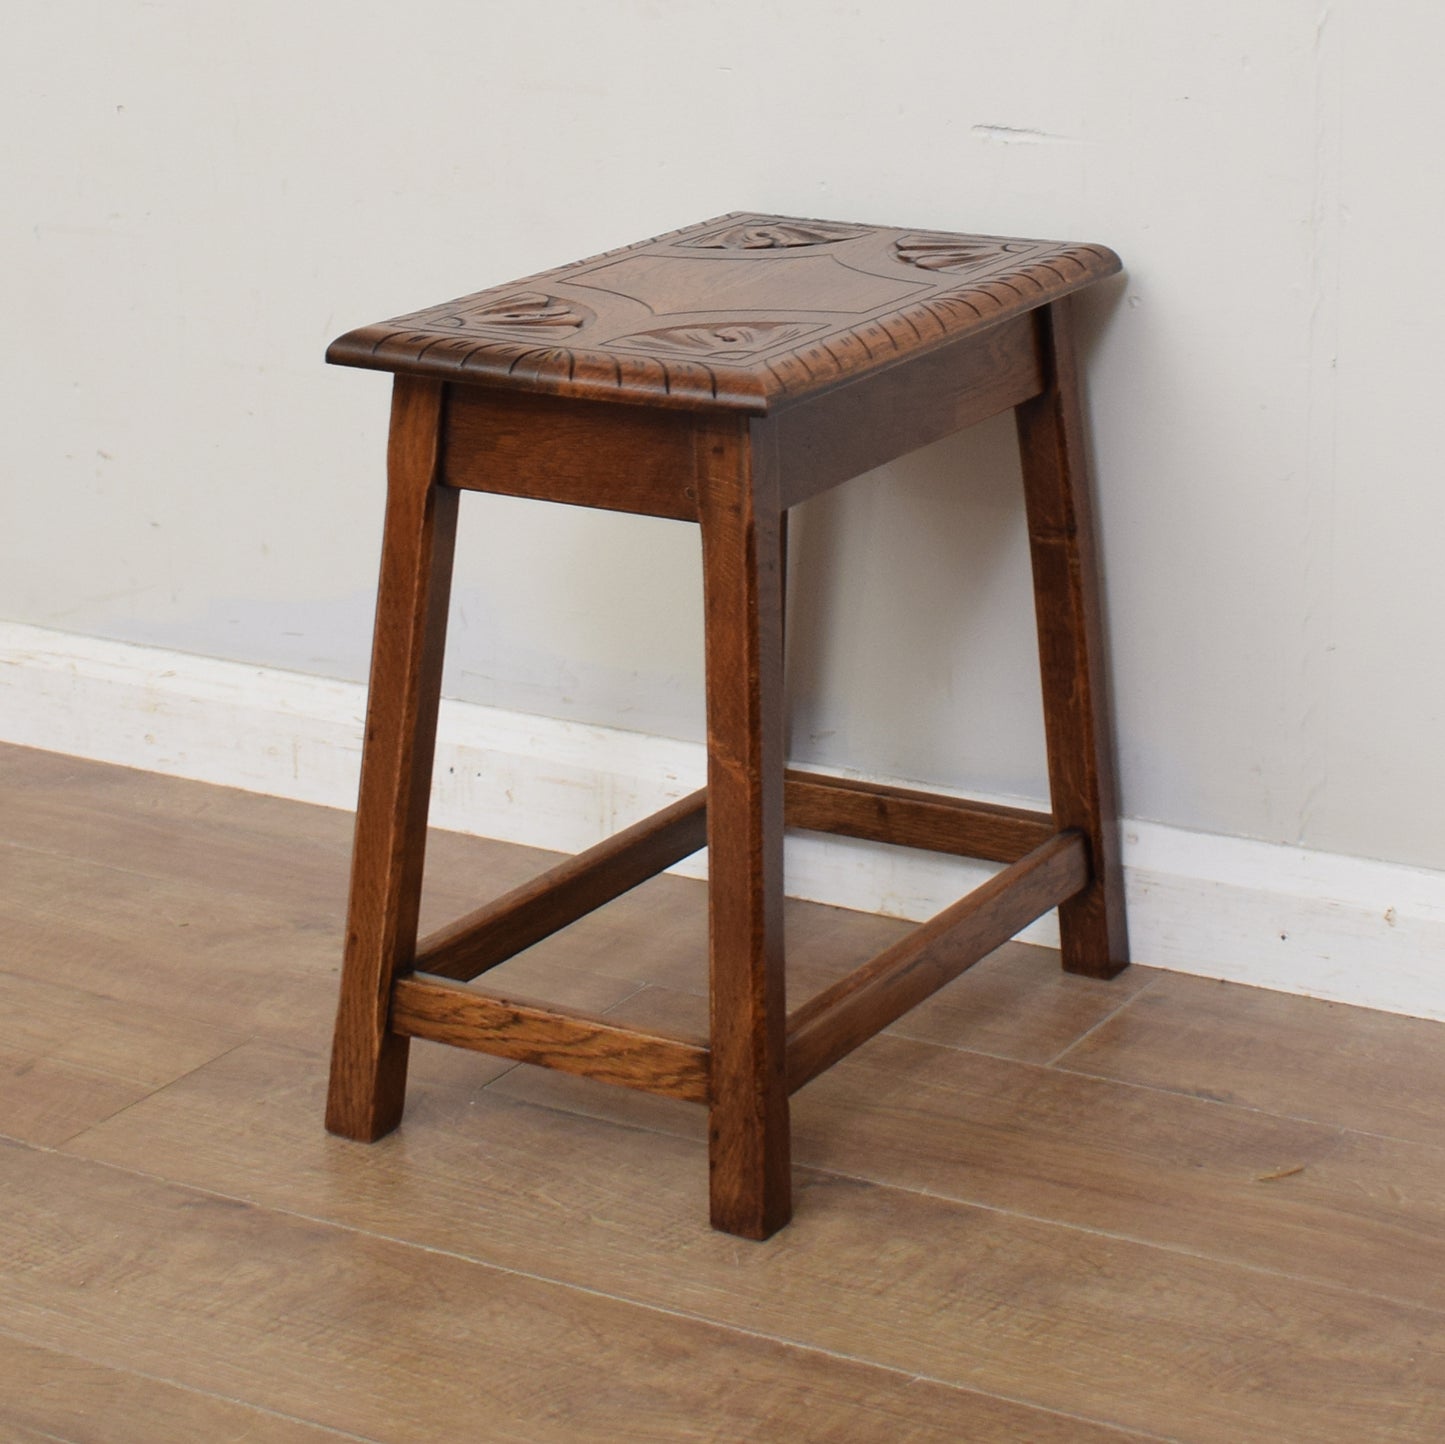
(327, 217, 1121, 413)
(755, 244, 1118, 400)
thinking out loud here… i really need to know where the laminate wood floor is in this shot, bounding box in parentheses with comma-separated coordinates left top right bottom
(2, 740, 1444, 1441)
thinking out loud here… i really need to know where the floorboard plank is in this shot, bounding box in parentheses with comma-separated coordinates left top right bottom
(0, 744, 1151, 1067)
(0, 842, 642, 1063)
(489, 984, 1445, 1317)
(874, 937, 1156, 1061)
(12, 742, 1445, 1441)
(0, 970, 242, 1090)
(0, 1329, 361, 1443)
(0, 1044, 151, 1149)
(0, 740, 1147, 1100)
(63, 1038, 1445, 1442)
(1, 1138, 1134, 1443)
(0, 743, 559, 940)
(474, 867, 1158, 1066)
(1055, 971, 1445, 1147)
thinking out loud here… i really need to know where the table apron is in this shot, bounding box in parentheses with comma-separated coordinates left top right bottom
(436, 311, 1045, 520)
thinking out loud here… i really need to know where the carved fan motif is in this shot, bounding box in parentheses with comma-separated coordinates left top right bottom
(685, 221, 864, 250)
(427, 291, 588, 330)
(329, 214, 1122, 408)
(612, 321, 817, 357)
(894, 237, 1034, 272)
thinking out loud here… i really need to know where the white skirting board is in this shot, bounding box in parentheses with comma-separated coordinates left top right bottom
(4, 619, 1445, 1022)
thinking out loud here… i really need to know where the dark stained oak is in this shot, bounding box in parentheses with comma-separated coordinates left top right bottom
(1, 745, 1151, 1067)
(1016, 302, 1128, 978)
(772, 313, 1045, 506)
(697, 414, 792, 1238)
(442, 385, 703, 519)
(323, 213, 1128, 1237)
(393, 975, 709, 1102)
(325, 377, 458, 1142)
(328, 213, 1119, 413)
(784, 767, 1055, 864)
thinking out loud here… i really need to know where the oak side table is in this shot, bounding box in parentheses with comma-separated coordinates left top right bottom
(323, 212, 1128, 1239)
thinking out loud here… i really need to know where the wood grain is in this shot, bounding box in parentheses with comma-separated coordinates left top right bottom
(323, 216, 1130, 1237)
(0, 744, 552, 943)
(1056, 969, 1445, 1147)
(442, 384, 702, 519)
(66, 1038, 1445, 1442)
(784, 767, 1054, 863)
(874, 938, 1156, 1063)
(498, 984, 1445, 1320)
(0, 744, 357, 916)
(392, 974, 709, 1103)
(0, 784, 719, 1067)
(328, 212, 1119, 414)
(326, 376, 458, 1142)
(15, 750, 1445, 1438)
(0, 957, 242, 1148)
(1015, 300, 1129, 978)
(0, 968, 241, 1091)
(697, 415, 791, 1237)
(488, 869, 1153, 1068)
(4, 1139, 1117, 1443)
(0, 1330, 347, 1443)
(0, 1043, 151, 1149)
(772, 314, 1044, 505)
(0, 839, 340, 1047)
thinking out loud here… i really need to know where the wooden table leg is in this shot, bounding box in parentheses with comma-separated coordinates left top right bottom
(326, 376, 459, 1139)
(1015, 300, 1129, 980)
(698, 417, 791, 1239)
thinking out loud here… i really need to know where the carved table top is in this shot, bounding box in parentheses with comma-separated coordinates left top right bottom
(328, 213, 1120, 413)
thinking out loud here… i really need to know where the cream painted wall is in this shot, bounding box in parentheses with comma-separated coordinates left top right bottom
(3, 2, 1441, 870)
